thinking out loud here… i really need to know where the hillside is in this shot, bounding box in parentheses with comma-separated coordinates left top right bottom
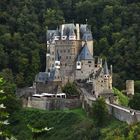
(8, 108, 140, 140)
(0, 0, 140, 89)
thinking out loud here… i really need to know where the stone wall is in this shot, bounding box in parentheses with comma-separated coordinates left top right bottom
(36, 81, 62, 94)
(107, 103, 139, 124)
(76, 60, 94, 80)
(81, 91, 140, 124)
(27, 97, 81, 110)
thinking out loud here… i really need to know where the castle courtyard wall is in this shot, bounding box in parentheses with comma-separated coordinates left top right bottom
(27, 97, 81, 110)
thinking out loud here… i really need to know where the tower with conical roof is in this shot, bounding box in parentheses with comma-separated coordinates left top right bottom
(76, 42, 94, 80)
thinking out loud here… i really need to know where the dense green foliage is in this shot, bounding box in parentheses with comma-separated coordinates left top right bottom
(100, 118, 140, 140)
(134, 81, 140, 93)
(129, 93, 140, 110)
(0, 0, 139, 88)
(113, 87, 129, 106)
(0, 77, 20, 139)
(9, 108, 96, 140)
(62, 82, 79, 97)
(0, 77, 9, 138)
(0, 72, 22, 115)
(92, 98, 108, 126)
(8, 108, 140, 140)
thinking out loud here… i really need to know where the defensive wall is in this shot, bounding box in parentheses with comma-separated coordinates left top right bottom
(82, 93, 140, 124)
(25, 97, 81, 110)
(17, 83, 140, 124)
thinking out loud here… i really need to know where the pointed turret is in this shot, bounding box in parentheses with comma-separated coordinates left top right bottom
(69, 28, 76, 40)
(97, 58, 102, 68)
(79, 42, 93, 60)
(104, 60, 109, 75)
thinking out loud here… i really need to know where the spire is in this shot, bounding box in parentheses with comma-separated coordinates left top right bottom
(104, 60, 109, 75)
(79, 42, 93, 60)
(97, 58, 102, 67)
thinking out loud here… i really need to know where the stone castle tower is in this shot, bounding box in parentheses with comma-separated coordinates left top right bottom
(45, 23, 94, 83)
(35, 23, 113, 97)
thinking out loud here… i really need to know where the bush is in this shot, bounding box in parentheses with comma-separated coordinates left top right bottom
(113, 88, 129, 106)
(62, 82, 79, 97)
(129, 93, 140, 110)
(92, 98, 108, 126)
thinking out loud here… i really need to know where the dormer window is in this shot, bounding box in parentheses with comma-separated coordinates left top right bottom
(76, 61, 81, 70)
(61, 36, 67, 40)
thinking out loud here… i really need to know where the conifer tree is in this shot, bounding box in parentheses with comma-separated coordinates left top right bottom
(0, 77, 9, 139)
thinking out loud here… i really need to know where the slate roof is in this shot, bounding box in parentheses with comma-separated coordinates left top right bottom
(47, 29, 60, 42)
(80, 24, 88, 34)
(48, 68, 56, 81)
(35, 72, 48, 83)
(104, 60, 109, 75)
(79, 43, 93, 60)
(69, 29, 75, 36)
(82, 31, 93, 41)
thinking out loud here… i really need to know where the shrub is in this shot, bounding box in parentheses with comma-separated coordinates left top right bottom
(62, 82, 79, 97)
(92, 98, 108, 126)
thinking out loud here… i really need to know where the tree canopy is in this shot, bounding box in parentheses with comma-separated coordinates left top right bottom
(0, 0, 139, 89)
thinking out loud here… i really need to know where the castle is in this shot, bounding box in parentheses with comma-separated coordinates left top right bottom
(20, 23, 140, 125)
(35, 23, 113, 98)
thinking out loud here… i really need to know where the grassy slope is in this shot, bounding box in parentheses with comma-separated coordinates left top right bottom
(113, 87, 129, 106)
(9, 108, 94, 140)
(9, 108, 140, 140)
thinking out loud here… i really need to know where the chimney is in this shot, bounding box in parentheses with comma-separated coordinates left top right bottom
(76, 24, 80, 40)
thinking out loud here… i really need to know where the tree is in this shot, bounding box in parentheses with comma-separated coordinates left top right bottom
(62, 82, 79, 98)
(129, 93, 140, 110)
(0, 70, 21, 115)
(27, 124, 53, 140)
(0, 77, 9, 139)
(45, 8, 64, 29)
(92, 98, 108, 126)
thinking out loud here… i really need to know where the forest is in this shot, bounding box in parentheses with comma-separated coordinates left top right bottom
(0, 0, 140, 89)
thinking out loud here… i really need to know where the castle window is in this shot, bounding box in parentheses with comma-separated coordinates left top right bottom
(52, 58, 54, 61)
(88, 61, 91, 63)
(64, 50, 66, 53)
(52, 51, 54, 55)
(68, 49, 70, 53)
(78, 62, 80, 65)
(66, 56, 68, 59)
(89, 65, 91, 67)
(69, 56, 71, 59)
(81, 71, 83, 73)
(65, 64, 67, 66)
